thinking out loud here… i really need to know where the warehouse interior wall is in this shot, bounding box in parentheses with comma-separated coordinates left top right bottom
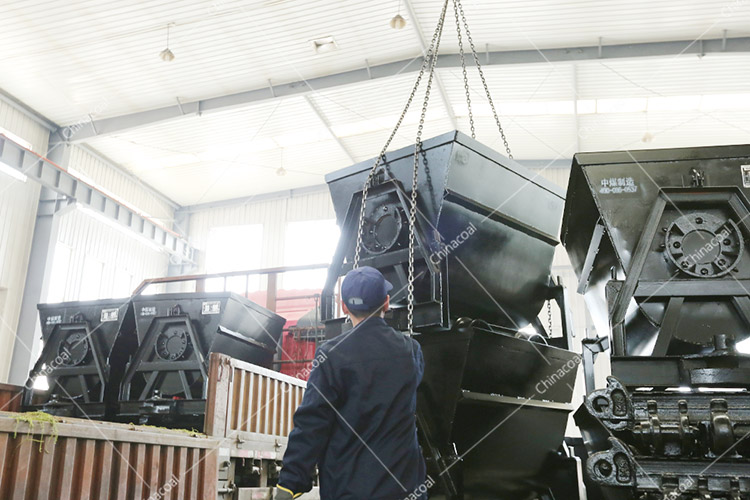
(0, 110, 174, 382)
(23, 145, 174, 377)
(187, 187, 336, 275)
(0, 100, 49, 382)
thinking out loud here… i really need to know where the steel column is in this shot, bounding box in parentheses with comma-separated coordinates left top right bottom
(0, 134, 195, 262)
(9, 145, 74, 385)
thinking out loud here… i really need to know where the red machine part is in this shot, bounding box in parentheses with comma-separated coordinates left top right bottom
(247, 288, 323, 380)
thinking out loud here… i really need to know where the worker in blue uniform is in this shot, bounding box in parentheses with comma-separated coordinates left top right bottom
(275, 266, 427, 500)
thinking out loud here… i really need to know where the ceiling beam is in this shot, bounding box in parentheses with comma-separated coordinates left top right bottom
(54, 36, 750, 143)
(304, 95, 357, 163)
(402, 0, 458, 130)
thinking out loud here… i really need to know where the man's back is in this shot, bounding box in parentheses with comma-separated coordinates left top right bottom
(278, 316, 425, 500)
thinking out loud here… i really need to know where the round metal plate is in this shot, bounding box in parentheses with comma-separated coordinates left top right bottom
(155, 327, 189, 361)
(664, 213, 743, 278)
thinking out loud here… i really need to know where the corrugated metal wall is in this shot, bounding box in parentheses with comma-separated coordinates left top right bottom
(46, 145, 173, 301)
(0, 100, 49, 382)
(0, 110, 173, 381)
(51, 209, 170, 301)
(188, 187, 335, 271)
(67, 145, 174, 224)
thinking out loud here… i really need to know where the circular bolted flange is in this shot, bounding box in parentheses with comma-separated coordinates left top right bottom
(59, 331, 90, 366)
(155, 327, 189, 361)
(361, 203, 405, 255)
(664, 213, 743, 278)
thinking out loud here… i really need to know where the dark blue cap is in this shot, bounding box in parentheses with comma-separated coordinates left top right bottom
(341, 266, 393, 312)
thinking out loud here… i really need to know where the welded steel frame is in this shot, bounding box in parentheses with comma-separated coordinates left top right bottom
(120, 314, 207, 402)
(23, 321, 107, 407)
(608, 188, 750, 358)
(320, 178, 449, 330)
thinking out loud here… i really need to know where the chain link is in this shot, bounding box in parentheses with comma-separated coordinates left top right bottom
(353, 0, 512, 335)
(455, 0, 513, 158)
(407, 0, 450, 335)
(452, 0, 475, 139)
(353, 0, 451, 270)
(547, 300, 553, 336)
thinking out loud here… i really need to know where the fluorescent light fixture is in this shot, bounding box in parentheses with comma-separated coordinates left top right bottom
(331, 118, 390, 137)
(546, 100, 575, 115)
(0, 161, 27, 182)
(700, 93, 750, 112)
(596, 98, 647, 114)
(576, 100, 596, 114)
(501, 102, 546, 115)
(274, 129, 330, 147)
(648, 95, 701, 112)
(311, 36, 337, 54)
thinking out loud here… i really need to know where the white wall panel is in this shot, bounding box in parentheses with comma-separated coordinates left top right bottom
(0, 99, 49, 381)
(188, 187, 334, 272)
(67, 145, 175, 224)
(51, 209, 169, 302)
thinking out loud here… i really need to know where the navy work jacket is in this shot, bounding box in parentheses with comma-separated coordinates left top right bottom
(278, 316, 426, 500)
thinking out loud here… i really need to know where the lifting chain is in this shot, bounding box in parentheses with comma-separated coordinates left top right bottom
(547, 300, 554, 336)
(353, 0, 451, 270)
(453, 0, 475, 139)
(407, 0, 450, 334)
(455, 0, 512, 158)
(352, 0, 513, 335)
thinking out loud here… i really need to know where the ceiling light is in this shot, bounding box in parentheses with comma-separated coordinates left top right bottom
(159, 48, 175, 62)
(390, 14, 407, 29)
(311, 36, 337, 54)
(390, 0, 407, 29)
(159, 23, 175, 62)
(277, 148, 287, 176)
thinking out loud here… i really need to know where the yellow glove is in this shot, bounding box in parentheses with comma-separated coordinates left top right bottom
(275, 485, 302, 499)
